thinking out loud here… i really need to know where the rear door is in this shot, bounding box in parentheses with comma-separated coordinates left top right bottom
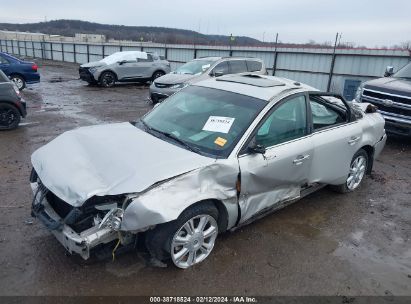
(136, 54, 156, 78)
(238, 93, 313, 223)
(308, 93, 362, 185)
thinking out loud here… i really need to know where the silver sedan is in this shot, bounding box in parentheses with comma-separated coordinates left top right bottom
(30, 74, 386, 268)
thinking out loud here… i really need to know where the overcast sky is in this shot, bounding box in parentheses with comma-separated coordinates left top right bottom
(1, 0, 410, 47)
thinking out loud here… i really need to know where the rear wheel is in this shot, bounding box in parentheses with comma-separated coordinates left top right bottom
(0, 103, 21, 130)
(10, 75, 26, 90)
(146, 202, 219, 269)
(151, 71, 165, 82)
(331, 149, 368, 193)
(99, 71, 116, 88)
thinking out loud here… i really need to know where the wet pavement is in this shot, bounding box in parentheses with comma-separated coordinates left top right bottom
(0, 60, 410, 296)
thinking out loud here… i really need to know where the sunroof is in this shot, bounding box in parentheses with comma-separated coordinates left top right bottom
(216, 74, 285, 87)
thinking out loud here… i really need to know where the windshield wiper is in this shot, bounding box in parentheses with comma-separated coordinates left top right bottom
(152, 129, 200, 154)
(139, 119, 153, 131)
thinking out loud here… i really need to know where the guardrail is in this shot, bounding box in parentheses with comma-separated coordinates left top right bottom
(1, 38, 410, 99)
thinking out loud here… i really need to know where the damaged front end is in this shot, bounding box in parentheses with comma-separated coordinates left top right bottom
(30, 170, 130, 260)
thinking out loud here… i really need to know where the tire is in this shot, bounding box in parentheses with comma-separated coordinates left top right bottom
(146, 202, 219, 269)
(150, 94, 159, 105)
(0, 103, 21, 130)
(331, 149, 369, 193)
(10, 75, 26, 90)
(151, 71, 165, 82)
(99, 71, 117, 88)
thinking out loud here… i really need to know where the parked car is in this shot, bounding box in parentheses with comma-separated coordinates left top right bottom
(355, 62, 411, 136)
(79, 51, 171, 87)
(30, 74, 386, 268)
(0, 70, 27, 130)
(149, 56, 267, 103)
(0, 52, 40, 90)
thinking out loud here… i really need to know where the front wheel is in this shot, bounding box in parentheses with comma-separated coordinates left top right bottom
(0, 103, 21, 130)
(146, 202, 219, 269)
(99, 71, 116, 88)
(11, 75, 26, 90)
(331, 149, 369, 193)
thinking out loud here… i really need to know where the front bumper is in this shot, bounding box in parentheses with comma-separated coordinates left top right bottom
(382, 115, 411, 136)
(79, 68, 97, 83)
(149, 83, 179, 102)
(30, 181, 118, 259)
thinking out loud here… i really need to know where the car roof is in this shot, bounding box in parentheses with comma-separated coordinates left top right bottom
(194, 74, 316, 101)
(194, 57, 222, 61)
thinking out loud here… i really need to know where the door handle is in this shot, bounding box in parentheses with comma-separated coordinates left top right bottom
(293, 154, 310, 165)
(348, 136, 360, 145)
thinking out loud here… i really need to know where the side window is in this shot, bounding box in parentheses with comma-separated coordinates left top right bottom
(151, 54, 159, 61)
(246, 60, 262, 72)
(255, 95, 307, 147)
(212, 61, 229, 75)
(138, 54, 153, 62)
(229, 60, 247, 74)
(309, 95, 347, 131)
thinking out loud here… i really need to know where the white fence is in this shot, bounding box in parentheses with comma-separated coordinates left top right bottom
(1, 38, 410, 99)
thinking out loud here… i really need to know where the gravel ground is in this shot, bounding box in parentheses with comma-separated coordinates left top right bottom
(0, 60, 410, 296)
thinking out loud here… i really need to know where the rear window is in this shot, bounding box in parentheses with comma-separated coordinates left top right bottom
(246, 60, 262, 72)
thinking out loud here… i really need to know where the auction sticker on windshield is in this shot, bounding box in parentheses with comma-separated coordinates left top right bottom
(202, 116, 235, 133)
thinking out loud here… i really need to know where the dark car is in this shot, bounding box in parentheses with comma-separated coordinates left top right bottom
(0, 70, 27, 130)
(355, 62, 411, 136)
(0, 52, 40, 90)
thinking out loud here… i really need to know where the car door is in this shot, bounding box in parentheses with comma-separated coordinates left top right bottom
(307, 93, 362, 185)
(0, 55, 11, 75)
(115, 59, 139, 80)
(136, 54, 156, 78)
(238, 94, 313, 224)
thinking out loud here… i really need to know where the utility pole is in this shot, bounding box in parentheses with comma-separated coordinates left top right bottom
(327, 32, 339, 91)
(272, 33, 279, 76)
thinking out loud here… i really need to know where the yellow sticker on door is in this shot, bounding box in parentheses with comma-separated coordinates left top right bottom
(214, 137, 227, 147)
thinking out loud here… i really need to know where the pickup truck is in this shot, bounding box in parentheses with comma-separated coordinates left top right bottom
(355, 62, 411, 136)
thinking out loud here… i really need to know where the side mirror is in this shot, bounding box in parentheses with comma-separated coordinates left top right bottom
(384, 66, 394, 77)
(118, 60, 127, 65)
(212, 70, 224, 77)
(248, 143, 266, 155)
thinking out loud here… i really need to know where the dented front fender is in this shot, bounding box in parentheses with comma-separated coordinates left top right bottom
(121, 159, 240, 231)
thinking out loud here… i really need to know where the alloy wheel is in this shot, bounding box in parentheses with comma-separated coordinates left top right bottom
(12, 77, 24, 90)
(171, 214, 218, 268)
(346, 155, 367, 190)
(0, 108, 17, 128)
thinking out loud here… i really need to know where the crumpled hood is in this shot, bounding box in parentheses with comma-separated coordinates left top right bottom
(154, 73, 198, 85)
(31, 122, 214, 207)
(80, 61, 107, 68)
(364, 77, 411, 97)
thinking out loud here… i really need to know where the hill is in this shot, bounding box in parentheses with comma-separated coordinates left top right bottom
(0, 19, 262, 45)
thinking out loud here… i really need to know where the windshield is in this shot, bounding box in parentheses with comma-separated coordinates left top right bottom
(141, 86, 266, 158)
(393, 62, 411, 79)
(175, 60, 217, 75)
(100, 51, 147, 65)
